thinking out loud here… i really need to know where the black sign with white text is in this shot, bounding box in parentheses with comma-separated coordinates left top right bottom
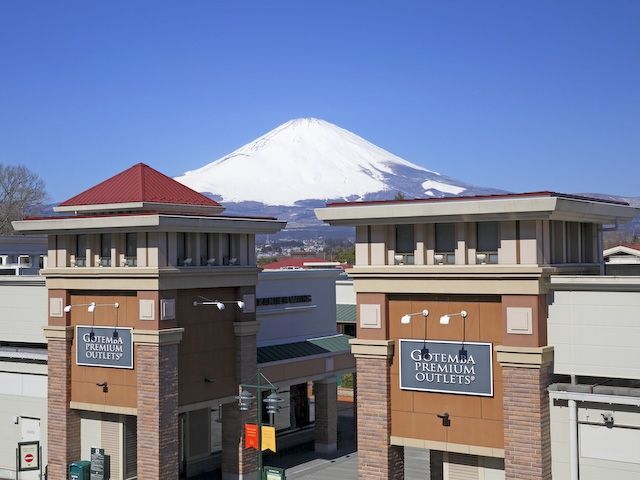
(76, 326, 133, 369)
(399, 339, 493, 396)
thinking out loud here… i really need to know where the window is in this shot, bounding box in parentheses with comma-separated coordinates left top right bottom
(550, 221, 564, 264)
(100, 233, 111, 266)
(477, 222, 499, 264)
(125, 233, 137, 266)
(220, 234, 231, 265)
(177, 233, 186, 266)
(582, 224, 595, 263)
(200, 233, 214, 266)
(435, 223, 455, 264)
(76, 234, 87, 267)
(395, 224, 415, 264)
(567, 222, 580, 263)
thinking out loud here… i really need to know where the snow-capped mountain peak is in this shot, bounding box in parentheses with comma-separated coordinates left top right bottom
(175, 118, 502, 206)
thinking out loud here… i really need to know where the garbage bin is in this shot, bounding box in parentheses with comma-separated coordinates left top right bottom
(68, 460, 91, 480)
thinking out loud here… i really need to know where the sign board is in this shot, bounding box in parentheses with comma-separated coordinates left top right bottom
(91, 447, 105, 480)
(76, 326, 133, 369)
(18, 441, 39, 471)
(399, 339, 493, 396)
(264, 466, 286, 480)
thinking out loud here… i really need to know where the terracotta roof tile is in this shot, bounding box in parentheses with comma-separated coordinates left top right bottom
(59, 163, 221, 208)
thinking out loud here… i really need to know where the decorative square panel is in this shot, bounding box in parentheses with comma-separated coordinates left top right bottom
(360, 304, 381, 329)
(161, 299, 176, 320)
(50, 298, 64, 318)
(139, 299, 155, 321)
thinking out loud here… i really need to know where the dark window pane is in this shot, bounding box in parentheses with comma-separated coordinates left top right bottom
(396, 225, 414, 253)
(477, 222, 499, 252)
(126, 233, 137, 258)
(435, 223, 455, 253)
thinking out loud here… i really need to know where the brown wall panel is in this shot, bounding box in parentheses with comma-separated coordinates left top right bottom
(389, 297, 504, 450)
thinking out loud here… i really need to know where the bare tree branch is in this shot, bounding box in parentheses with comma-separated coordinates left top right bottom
(0, 163, 51, 235)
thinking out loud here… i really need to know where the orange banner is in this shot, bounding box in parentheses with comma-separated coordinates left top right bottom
(261, 425, 276, 452)
(245, 424, 258, 450)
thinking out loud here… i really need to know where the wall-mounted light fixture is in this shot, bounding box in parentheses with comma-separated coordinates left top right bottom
(437, 412, 450, 427)
(96, 382, 108, 393)
(400, 309, 429, 325)
(602, 412, 614, 428)
(204, 377, 216, 384)
(401, 309, 430, 358)
(64, 302, 120, 341)
(193, 296, 245, 310)
(206, 258, 216, 266)
(440, 310, 468, 360)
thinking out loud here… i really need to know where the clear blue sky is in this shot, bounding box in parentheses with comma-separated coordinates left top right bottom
(1, 1, 638, 202)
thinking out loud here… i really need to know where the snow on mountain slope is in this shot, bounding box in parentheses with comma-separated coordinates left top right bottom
(175, 118, 499, 206)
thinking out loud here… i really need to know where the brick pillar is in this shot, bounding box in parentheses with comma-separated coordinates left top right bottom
(221, 320, 260, 480)
(314, 378, 338, 454)
(350, 339, 404, 480)
(43, 326, 80, 479)
(497, 346, 554, 480)
(134, 328, 184, 480)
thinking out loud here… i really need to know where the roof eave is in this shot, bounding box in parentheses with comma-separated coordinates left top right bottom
(54, 201, 225, 215)
(315, 196, 640, 226)
(13, 214, 287, 235)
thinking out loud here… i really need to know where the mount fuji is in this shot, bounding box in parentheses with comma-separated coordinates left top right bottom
(176, 118, 505, 207)
(174, 118, 508, 233)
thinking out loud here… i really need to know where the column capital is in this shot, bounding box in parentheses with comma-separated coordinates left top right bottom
(349, 338, 394, 359)
(496, 345, 554, 368)
(233, 320, 261, 337)
(43, 325, 74, 341)
(132, 328, 184, 346)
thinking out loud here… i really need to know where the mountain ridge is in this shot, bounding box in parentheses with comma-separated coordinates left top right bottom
(173, 118, 639, 236)
(175, 118, 508, 207)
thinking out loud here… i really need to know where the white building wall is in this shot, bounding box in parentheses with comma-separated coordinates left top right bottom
(549, 276, 640, 480)
(548, 284, 640, 378)
(0, 278, 48, 344)
(335, 276, 355, 305)
(256, 269, 342, 345)
(551, 400, 640, 480)
(0, 272, 48, 478)
(0, 364, 47, 478)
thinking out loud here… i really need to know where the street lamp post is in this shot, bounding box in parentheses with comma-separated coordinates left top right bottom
(236, 369, 283, 480)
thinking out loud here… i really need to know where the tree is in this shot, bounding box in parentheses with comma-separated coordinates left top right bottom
(0, 164, 50, 235)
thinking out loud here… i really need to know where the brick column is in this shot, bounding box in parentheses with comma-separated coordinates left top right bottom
(43, 326, 80, 479)
(497, 346, 554, 480)
(133, 328, 184, 480)
(221, 320, 260, 480)
(350, 339, 404, 480)
(314, 378, 338, 454)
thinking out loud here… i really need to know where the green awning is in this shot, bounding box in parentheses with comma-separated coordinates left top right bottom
(258, 334, 353, 364)
(336, 304, 356, 323)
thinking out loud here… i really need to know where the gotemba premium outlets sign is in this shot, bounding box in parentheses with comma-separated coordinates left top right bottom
(76, 326, 133, 369)
(399, 339, 493, 396)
